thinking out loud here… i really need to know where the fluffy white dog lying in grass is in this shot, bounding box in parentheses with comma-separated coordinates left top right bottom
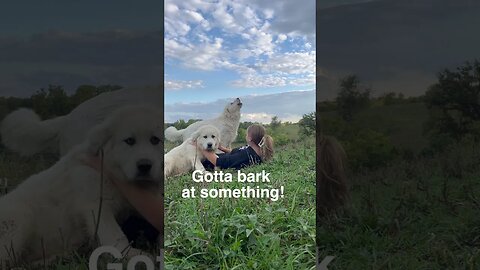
(0, 106, 162, 265)
(164, 125, 220, 178)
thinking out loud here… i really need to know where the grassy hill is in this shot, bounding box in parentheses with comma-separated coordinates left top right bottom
(318, 101, 480, 269)
(164, 137, 316, 269)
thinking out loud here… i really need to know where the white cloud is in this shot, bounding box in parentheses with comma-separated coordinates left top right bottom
(231, 74, 287, 88)
(165, 37, 223, 71)
(241, 113, 275, 123)
(231, 72, 315, 88)
(229, 51, 316, 88)
(164, 0, 315, 88)
(276, 34, 287, 43)
(244, 0, 315, 37)
(184, 10, 205, 23)
(258, 51, 316, 75)
(212, 4, 241, 32)
(165, 2, 179, 15)
(244, 25, 275, 56)
(290, 73, 316, 86)
(165, 79, 204, 90)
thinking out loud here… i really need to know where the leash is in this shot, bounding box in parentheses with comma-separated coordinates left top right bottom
(194, 142, 198, 171)
(94, 148, 104, 244)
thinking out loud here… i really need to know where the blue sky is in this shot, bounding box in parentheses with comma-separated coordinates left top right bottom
(164, 0, 316, 123)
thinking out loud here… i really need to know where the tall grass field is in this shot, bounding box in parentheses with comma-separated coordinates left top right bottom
(319, 101, 480, 269)
(163, 124, 316, 269)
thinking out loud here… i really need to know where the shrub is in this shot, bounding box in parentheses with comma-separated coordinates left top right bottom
(343, 129, 398, 171)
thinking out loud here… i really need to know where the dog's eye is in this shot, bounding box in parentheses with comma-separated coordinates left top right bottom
(203, 135, 207, 139)
(124, 137, 136, 146)
(150, 136, 160, 145)
(212, 135, 215, 138)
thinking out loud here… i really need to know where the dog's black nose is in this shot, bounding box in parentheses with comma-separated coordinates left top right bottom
(137, 159, 152, 175)
(207, 143, 213, 148)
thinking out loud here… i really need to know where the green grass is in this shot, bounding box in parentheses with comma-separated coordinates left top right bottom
(317, 148, 480, 269)
(2, 101, 479, 269)
(318, 102, 480, 269)
(164, 138, 316, 269)
(0, 125, 315, 269)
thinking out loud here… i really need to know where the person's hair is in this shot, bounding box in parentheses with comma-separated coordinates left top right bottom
(247, 124, 274, 162)
(317, 135, 349, 217)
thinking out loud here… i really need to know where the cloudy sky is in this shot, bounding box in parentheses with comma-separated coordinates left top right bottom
(0, 0, 163, 97)
(164, 0, 316, 123)
(317, 0, 480, 100)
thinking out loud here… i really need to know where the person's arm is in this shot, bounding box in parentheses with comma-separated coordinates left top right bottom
(82, 156, 163, 232)
(214, 148, 251, 169)
(112, 179, 163, 232)
(218, 145, 232, 153)
(202, 150, 219, 165)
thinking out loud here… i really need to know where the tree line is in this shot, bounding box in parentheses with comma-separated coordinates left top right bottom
(0, 84, 122, 120)
(319, 60, 480, 170)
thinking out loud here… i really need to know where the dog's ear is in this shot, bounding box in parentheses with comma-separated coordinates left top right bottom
(215, 132, 221, 147)
(85, 121, 112, 156)
(191, 130, 200, 142)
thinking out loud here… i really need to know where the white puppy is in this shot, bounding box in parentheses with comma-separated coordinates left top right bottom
(0, 86, 161, 156)
(164, 125, 220, 178)
(0, 106, 162, 265)
(165, 98, 241, 148)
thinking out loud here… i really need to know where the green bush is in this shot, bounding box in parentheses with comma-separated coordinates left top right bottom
(272, 133, 289, 146)
(235, 128, 246, 143)
(298, 112, 315, 137)
(343, 129, 398, 171)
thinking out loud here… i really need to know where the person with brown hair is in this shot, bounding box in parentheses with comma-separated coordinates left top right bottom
(317, 135, 349, 217)
(200, 124, 274, 170)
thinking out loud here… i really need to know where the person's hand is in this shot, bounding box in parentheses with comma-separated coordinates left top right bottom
(114, 180, 163, 232)
(218, 144, 232, 153)
(80, 155, 163, 232)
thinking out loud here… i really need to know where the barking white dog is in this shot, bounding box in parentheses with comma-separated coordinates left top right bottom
(0, 106, 162, 265)
(164, 125, 220, 178)
(164, 98, 242, 148)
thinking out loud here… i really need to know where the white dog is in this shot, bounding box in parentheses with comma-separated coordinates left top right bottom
(0, 106, 162, 265)
(165, 98, 242, 148)
(164, 125, 220, 178)
(0, 86, 161, 156)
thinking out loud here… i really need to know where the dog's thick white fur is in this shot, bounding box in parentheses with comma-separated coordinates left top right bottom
(164, 125, 220, 178)
(164, 98, 242, 148)
(0, 86, 161, 156)
(0, 106, 162, 264)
